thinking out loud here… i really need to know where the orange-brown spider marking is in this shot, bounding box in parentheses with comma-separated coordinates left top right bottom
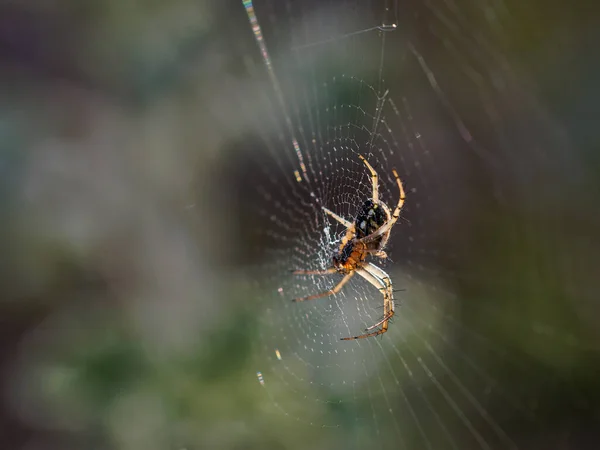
(292, 154, 405, 340)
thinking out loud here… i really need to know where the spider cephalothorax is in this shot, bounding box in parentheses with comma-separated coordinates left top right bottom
(292, 154, 406, 340)
(332, 240, 367, 273)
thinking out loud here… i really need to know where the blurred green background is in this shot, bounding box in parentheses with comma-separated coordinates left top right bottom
(0, 1, 599, 449)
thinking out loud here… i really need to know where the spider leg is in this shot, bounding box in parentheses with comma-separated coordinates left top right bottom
(372, 250, 388, 259)
(358, 154, 379, 203)
(362, 263, 394, 330)
(363, 262, 393, 290)
(322, 207, 352, 228)
(389, 168, 406, 223)
(292, 272, 354, 302)
(292, 268, 337, 275)
(340, 267, 394, 340)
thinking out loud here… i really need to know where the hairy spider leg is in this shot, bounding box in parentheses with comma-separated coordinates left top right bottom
(292, 272, 354, 302)
(362, 262, 394, 330)
(340, 267, 393, 340)
(358, 154, 379, 203)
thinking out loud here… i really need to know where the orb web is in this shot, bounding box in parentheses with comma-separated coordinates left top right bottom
(232, 0, 589, 448)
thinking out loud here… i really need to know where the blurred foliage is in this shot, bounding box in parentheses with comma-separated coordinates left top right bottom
(0, 1, 599, 450)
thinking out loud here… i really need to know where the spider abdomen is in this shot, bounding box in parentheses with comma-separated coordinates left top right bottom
(354, 200, 388, 239)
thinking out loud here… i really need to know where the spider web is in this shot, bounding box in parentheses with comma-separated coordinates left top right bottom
(231, 1, 594, 449)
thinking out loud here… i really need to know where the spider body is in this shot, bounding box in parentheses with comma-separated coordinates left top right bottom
(292, 154, 406, 340)
(333, 200, 389, 272)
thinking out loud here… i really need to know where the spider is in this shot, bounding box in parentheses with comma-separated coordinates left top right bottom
(292, 154, 405, 340)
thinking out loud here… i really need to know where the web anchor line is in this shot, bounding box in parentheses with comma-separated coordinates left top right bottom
(292, 24, 397, 51)
(367, 89, 390, 157)
(243, 0, 310, 184)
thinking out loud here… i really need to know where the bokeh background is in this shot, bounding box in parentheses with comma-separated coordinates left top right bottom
(0, 1, 599, 449)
